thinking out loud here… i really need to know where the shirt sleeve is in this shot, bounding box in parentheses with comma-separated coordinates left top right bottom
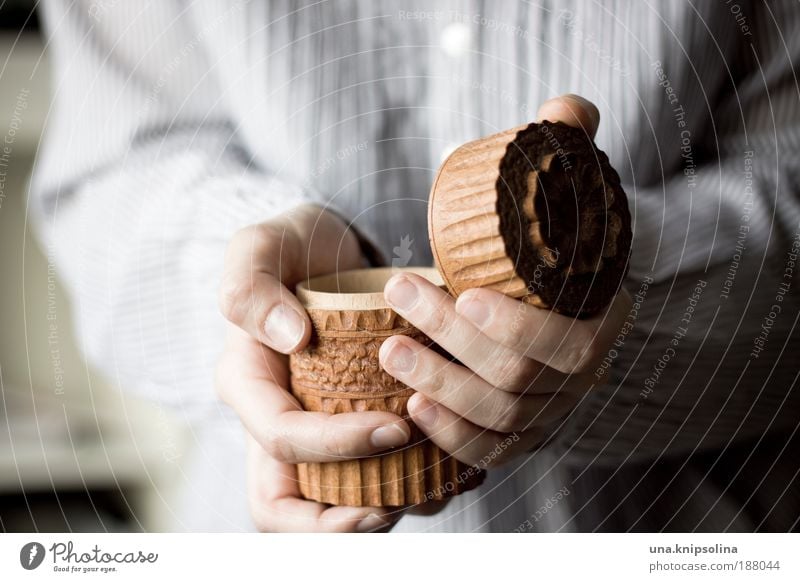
(555, 0, 800, 464)
(29, 1, 313, 422)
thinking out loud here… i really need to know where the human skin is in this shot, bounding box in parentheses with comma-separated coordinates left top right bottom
(215, 94, 632, 532)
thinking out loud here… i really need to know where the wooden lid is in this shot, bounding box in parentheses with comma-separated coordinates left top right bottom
(428, 121, 631, 318)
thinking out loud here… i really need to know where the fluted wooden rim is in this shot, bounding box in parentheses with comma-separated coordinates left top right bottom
(295, 267, 443, 311)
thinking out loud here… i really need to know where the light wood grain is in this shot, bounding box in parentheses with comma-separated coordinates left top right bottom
(289, 267, 484, 506)
(428, 120, 631, 317)
(428, 125, 529, 299)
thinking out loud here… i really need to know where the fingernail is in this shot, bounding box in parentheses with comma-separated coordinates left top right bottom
(263, 304, 305, 351)
(456, 296, 490, 328)
(385, 276, 419, 311)
(383, 341, 416, 374)
(411, 396, 438, 429)
(356, 513, 390, 533)
(370, 423, 410, 449)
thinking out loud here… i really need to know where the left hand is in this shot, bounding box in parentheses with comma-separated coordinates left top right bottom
(379, 94, 632, 469)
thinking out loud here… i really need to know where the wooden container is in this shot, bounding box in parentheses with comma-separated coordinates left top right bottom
(428, 121, 631, 317)
(287, 121, 631, 506)
(289, 267, 485, 506)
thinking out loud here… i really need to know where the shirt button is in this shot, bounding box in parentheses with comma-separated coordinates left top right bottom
(440, 22, 472, 57)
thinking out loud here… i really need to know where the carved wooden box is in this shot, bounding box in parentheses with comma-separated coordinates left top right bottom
(289, 120, 631, 506)
(289, 267, 485, 506)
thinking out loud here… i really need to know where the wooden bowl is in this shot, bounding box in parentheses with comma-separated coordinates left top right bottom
(289, 267, 484, 506)
(428, 121, 632, 318)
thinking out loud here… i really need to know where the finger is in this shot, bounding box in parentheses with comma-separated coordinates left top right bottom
(218, 205, 364, 354)
(384, 273, 553, 391)
(384, 274, 588, 393)
(218, 325, 411, 463)
(456, 288, 632, 374)
(219, 222, 311, 353)
(247, 437, 403, 532)
(407, 394, 544, 468)
(536, 93, 600, 138)
(380, 335, 578, 433)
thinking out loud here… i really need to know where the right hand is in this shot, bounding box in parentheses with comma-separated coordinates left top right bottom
(215, 204, 411, 532)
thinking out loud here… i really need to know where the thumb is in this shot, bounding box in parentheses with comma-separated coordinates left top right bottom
(535, 94, 600, 138)
(219, 204, 364, 353)
(219, 219, 312, 354)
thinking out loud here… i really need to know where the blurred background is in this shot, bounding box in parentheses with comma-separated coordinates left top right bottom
(0, 1, 186, 532)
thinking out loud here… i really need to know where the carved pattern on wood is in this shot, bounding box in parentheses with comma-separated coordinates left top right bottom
(291, 383, 484, 506)
(429, 121, 632, 317)
(288, 268, 485, 507)
(291, 308, 430, 395)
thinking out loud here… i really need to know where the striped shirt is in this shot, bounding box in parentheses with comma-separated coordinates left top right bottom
(32, 0, 800, 531)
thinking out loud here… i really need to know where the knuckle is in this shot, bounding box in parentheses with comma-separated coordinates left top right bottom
(218, 276, 255, 324)
(250, 503, 276, 533)
(559, 328, 598, 373)
(492, 349, 535, 391)
(226, 226, 251, 254)
(491, 411, 517, 434)
(616, 289, 633, 314)
(573, 335, 601, 373)
(581, 342, 603, 372)
(234, 223, 281, 251)
(503, 322, 531, 354)
(252, 223, 290, 256)
(247, 476, 276, 532)
(422, 360, 447, 395)
(320, 423, 349, 460)
(263, 431, 296, 464)
(220, 223, 293, 324)
(489, 397, 525, 433)
(254, 520, 273, 533)
(424, 306, 452, 337)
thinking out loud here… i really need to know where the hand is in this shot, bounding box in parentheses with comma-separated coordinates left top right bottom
(378, 95, 633, 470)
(215, 204, 410, 532)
